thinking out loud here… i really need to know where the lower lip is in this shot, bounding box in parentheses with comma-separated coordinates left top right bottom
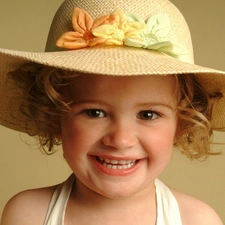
(91, 156, 145, 176)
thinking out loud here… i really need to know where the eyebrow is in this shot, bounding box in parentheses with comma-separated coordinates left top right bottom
(72, 99, 176, 110)
(71, 99, 108, 106)
(137, 102, 176, 111)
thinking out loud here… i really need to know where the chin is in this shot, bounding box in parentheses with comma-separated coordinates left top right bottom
(93, 181, 150, 200)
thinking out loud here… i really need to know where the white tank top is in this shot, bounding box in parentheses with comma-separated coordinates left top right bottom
(44, 174, 182, 225)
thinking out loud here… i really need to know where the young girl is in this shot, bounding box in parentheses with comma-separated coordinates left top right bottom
(0, 0, 225, 224)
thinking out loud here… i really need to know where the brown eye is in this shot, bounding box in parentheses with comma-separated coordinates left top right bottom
(83, 109, 106, 118)
(138, 110, 158, 120)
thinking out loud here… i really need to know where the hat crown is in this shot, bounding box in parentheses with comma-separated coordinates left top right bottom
(45, 0, 194, 62)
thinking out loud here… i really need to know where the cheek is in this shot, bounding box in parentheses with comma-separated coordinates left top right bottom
(144, 133, 174, 175)
(61, 127, 86, 170)
(145, 124, 176, 159)
(61, 119, 86, 144)
(60, 120, 99, 157)
(60, 122, 80, 157)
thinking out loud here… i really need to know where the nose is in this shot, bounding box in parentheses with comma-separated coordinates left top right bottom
(101, 121, 138, 150)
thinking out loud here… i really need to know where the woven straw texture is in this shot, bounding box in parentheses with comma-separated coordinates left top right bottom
(0, 0, 225, 133)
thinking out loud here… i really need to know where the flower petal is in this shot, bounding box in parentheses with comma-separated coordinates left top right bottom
(124, 12, 145, 23)
(146, 41, 173, 52)
(56, 32, 88, 49)
(169, 41, 189, 55)
(92, 14, 116, 29)
(92, 24, 115, 38)
(88, 37, 106, 47)
(105, 39, 123, 45)
(166, 41, 192, 63)
(125, 37, 147, 48)
(72, 7, 94, 33)
(125, 21, 146, 37)
(146, 13, 170, 37)
(112, 10, 127, 28)
(57, 40, 88, 49)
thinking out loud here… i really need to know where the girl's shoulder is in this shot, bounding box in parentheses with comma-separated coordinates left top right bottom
(0, 184, 58, 225)
(169, 187, 223, 225)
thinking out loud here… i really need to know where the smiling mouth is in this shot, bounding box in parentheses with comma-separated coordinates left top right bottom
(96, 157, 138, 170)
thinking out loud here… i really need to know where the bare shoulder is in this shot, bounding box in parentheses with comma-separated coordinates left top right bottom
(169, 187, 224, 225)
(0, 185, 57, 225)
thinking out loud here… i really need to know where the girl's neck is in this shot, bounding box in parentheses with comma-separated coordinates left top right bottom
(65, 178, 157, 225)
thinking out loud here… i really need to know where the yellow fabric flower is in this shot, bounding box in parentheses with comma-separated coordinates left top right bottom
(56, 8, 115, 49)
(92, 10, 146, 45)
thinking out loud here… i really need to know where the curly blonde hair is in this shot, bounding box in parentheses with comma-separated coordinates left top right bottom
(175, 75, 222, 159)
(9, 63, 223, 159)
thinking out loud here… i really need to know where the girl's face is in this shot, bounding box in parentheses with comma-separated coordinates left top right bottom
(59, 75, 177, 199)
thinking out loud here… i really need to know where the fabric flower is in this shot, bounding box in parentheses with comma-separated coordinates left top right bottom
(56, 8, 190, 63)
(125, 13, 190, 62)
(56, 8, 116, 49)
(92, 10, 146, 46)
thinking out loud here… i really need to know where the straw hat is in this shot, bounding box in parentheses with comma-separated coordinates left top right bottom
(0, 0, 225, 133)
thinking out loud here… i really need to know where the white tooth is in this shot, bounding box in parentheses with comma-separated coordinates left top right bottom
(101, 158, 137, 164)
(122, 165, 128, 169)
(118, 160, 126, 165)
(101, 158, 137, 169)
(103, 163, 136, 169)
(110, 159, 119, 164)
(107, 164, 112, 169)
(117, 159, 133, 164)
(105, 158, 110, 163)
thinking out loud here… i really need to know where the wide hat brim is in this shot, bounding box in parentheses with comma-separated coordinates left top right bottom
(1, 45, 225, 75)
(1, 45, 225, 134)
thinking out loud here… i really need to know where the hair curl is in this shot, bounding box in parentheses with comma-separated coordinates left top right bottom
(9, 63, 223, 159)
(9, 63, 76, 153)
(175, 74, 222, 160)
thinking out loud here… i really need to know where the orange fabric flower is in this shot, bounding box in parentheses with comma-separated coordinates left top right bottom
(92, 10, 146, 46)
(56, 8, 116, 49)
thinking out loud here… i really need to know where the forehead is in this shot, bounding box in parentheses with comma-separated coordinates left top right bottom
(69, 74, 177, 104)
(71, 74, 176, 89)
